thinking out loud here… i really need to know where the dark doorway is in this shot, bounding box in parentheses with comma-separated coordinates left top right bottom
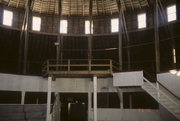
(60, 93, 88, 121)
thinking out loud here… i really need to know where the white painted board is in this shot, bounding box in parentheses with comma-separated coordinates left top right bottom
(113, 71, 143, 86)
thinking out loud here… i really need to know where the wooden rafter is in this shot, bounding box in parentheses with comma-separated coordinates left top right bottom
(2, 0, 150, 15)
(69, 0, 71, 16)
(101, 0, 105, 14)
(146, 0, 149, 7)
(95, 0, 99, 15)
(40, 0, 43, 13)
(82, 0, 84, 16)
(47, 0, 51, 13)
(16, 0, 20, 8)
(120, 0, 126, 10)
(137, 0, 142, 9)
(106, 0, 112, 14)
(130, 0, 134, 10)
(8, 0, 11, 6)
(76, 0, 78, 15)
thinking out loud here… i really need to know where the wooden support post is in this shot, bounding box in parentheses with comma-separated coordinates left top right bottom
(88, 91, 91, 121)
(46, 76, 52, 121)
(154, 0, 160, 73)
(93, 75, 97, 121)
(110, 60, 113, 73)
(22, 0, 32, 74)
(88, 0, 92, 61)
(89, 60, 91, 72)
(21, 91, 26, 105)
(68, 59, 70, 72)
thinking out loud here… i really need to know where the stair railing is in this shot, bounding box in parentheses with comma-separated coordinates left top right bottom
(143, 77, 179, 106)
(144, 70, 180, 102)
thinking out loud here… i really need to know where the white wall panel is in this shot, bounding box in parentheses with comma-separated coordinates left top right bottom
(113, 71, 143, 86)
(157, 72, 180, 98)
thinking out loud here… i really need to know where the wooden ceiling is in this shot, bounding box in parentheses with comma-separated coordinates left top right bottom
(0, 0, 152, 16)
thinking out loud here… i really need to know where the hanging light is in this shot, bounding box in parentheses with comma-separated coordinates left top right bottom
(169, 69, 177, 74)
(104, 48, 117, 51)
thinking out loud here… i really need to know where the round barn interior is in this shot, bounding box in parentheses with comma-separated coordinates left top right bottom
(0, 1, 180, 121)
(0, 0, 179, 76)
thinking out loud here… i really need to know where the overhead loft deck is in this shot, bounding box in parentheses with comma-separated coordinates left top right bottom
(42, 59, 120, 78)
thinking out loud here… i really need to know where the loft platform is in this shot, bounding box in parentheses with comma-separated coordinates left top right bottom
(42, 59, 120, 78)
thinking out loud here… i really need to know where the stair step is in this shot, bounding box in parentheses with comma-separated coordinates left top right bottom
(168, 104, 178, 108)
(173, 109, 180, 114)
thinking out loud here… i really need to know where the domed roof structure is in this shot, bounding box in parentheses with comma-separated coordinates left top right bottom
(0, 0, 151, 15)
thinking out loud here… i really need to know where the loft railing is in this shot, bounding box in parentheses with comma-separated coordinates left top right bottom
(42, 59, 120, 76)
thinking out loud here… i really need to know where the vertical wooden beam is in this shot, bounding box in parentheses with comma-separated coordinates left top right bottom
(23, 0, 32, 74)
(154, 0, 160, 73)
(122, 9, 131, 70)
(116, 0, 123, 71)
(88, 0, 93, 60)
(57, 0, 62, 65)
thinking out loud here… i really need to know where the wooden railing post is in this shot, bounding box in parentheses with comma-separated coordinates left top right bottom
(47, 60, 49, 73)
(88, 60, 91, 72)
(68, 59, 70, 72)
(110, 60, 113, 73)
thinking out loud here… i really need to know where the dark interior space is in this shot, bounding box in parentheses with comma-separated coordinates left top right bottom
(25, 92, 55, 104)
(60, 93, 88, 121)
(92, 92, 120, 108)
(0, 91, 21, 104)
(123, 92, 159, 109)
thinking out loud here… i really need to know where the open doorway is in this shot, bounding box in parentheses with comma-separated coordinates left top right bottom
(60, 93, 88, 121)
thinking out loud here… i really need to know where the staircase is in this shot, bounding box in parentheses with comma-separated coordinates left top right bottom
(142, 77, 180, 120)
(0, 104, 46, 121)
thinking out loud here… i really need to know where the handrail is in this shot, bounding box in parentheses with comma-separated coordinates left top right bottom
(144, 71, 180, 101)
(143, 77, 178, 106)
(158, 82, 180, 101)
(42, 59, 117, 76)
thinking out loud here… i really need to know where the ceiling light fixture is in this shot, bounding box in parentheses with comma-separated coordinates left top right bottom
(104, 48, 117, 51)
